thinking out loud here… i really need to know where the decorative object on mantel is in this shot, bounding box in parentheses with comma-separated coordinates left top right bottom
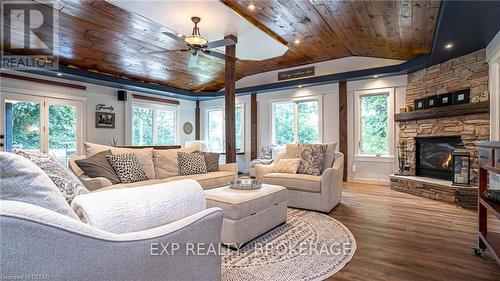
(277, 66, 315, 81)
(399, 107, 407, 113)
(95, 112, 115, 129)
(438, 92, 453, 106)
(406, 104, 414, 112)
(471, 92, 488, 103)
(452, 89, 470, 105)
(414, 98, 426, 110)
(452, 143, 471, 186)
(425, 95, 439, 108)
(183, 122, 193, 135)
(484, 189, 500, 203)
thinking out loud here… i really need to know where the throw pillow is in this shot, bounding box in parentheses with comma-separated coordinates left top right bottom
(153, 145, 201, 179)
(110, 147, 155, 179)
(15, 150, 89, 204)
(105, 153, 149, 183)
(275, 158, 301, 174)
(84, 142, 110, 156)
(323, 142, 338, 172)
(193, 150, 220, 172)
(75, 150, 121, 184)
(297, 144, 327, 176)
(178, 152, 207, 176)
(0, 152, 79, 219)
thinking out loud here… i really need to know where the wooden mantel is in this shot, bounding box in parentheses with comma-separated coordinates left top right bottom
(395, 101, 489, 122)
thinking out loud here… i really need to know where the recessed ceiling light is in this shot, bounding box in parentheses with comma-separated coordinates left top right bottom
(248, 4, 256, 10)
(373, 75, 379, 78)
(444, 42, 454, 49)
(57, 72, 63, 76)
(176, 32, 183, 37)
(294, 39, 301, 45)
(298, 85, 303, 88)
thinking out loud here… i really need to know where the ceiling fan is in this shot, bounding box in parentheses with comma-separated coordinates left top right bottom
(149, 16, 238, 68)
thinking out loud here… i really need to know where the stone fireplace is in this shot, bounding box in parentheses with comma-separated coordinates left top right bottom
(415, 136, 461, 180)
(390, 50, 490, 208)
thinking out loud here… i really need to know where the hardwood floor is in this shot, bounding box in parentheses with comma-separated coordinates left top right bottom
(328, 182, 500, 281)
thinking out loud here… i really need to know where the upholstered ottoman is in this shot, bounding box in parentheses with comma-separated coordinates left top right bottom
(204, 184, 287, 246)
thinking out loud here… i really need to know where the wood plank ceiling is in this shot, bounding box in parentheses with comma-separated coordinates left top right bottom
(2, 0, 440, 93)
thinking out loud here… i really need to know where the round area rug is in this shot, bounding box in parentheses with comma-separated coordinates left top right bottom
(221, 208, 356, 281)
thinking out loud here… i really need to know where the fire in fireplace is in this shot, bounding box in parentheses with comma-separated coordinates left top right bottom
(415, 136, 461, 180)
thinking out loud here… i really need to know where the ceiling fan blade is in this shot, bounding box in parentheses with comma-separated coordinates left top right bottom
(188, 54, 199, 68)
(205, 38, 236, 49)
(162, 31, 186, 41)
(148, 48, 189, 54)
(202, 50, 237, 61)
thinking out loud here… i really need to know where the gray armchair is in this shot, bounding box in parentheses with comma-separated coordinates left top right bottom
(0, 200, 223, 281)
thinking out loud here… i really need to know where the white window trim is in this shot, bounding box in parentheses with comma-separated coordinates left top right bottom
(270, 96, 323, 145)
(353, 88, 395, 162)
(131, 100, 180, 145)
(204, 104, 245, 152)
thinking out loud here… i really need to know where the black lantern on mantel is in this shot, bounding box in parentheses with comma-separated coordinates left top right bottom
(452, 143, 471, 186)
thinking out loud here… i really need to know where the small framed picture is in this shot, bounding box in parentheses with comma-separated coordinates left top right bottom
(438, 92, 453, 106)
(425, 95, 439, 108)
(414, 98, 426, 110)
(95, 112, 115, 129)
(453, 89, 470, 105)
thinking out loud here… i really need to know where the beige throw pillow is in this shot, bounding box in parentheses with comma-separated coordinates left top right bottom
(84, 142, 110, 156)
(153, 145, 201, 179)
(275, 158, 301, 174)
(323, 142, 338, 171)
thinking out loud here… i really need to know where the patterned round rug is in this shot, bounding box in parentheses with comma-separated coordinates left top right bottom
(221, 208, 356, 281)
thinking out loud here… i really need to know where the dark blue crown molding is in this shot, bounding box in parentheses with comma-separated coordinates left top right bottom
(5, 0, 500, 101)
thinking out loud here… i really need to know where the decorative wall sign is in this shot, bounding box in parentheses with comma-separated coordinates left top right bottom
(183, 122, 193, 135)
(95, 112, 115, 129)
(278, 66, 315, 81)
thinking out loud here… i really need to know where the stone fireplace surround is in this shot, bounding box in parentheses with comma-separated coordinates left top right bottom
(390, 50, 490, 207)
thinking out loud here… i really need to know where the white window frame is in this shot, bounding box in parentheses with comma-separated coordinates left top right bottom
(204, 104, 245, 153)
(354, 88, 395, 162)
(270, 96, 323, 145)
(131, 101, 180, 145)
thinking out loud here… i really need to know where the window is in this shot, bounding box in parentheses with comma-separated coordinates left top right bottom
(2, 93, 83, 165)
(132, 103, 177, 145)
(206, 105, 244, 152)
(354, 88, 394, 159)
(272, 99, 320, 145)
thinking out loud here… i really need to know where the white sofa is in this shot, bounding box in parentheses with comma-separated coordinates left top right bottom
(68, 144, 237, 191)
(255, 145, 343, 213)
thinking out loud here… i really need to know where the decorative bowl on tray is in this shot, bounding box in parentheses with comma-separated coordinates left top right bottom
(229, 179, 262, 190)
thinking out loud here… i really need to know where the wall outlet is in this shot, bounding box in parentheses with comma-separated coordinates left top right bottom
(352, 164, 357, 173)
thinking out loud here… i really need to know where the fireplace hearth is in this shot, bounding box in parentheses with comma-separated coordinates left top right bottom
(415, 136, 461, 180)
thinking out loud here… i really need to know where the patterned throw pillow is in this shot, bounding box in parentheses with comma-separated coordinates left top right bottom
(105, 153, 149, 183)
(14, 150, 89, 204)
(275, 158, 301, 174)
(193, 151, 220, 172)
(178, 152, 207, 176)
(297, 144, 327, 176)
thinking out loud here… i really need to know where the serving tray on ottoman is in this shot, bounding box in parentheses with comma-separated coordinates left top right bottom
(204, 184, 287, 247)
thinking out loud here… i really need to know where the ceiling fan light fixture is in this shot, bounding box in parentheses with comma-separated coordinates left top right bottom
(185, 35, 208, 47)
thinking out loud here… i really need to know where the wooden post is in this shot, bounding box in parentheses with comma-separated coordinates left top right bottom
(195, 100, 200, 140)
(224, 34, 237, 163)
(339, 81, 348, 181)
(250, 93, 258, 160)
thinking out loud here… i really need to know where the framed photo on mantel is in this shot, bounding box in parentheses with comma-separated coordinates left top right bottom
(438, 92, 453, 106)
(453, 89, 470, 105)
(414, 98, 426, 110)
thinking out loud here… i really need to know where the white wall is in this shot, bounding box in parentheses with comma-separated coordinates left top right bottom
(199, 83, 339, 173)
(347, 75, 407, 185)
(0, 71, 195, 151)
(487, 30, 500, 141)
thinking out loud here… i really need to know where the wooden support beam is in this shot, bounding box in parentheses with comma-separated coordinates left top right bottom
(195, 100, 201, 140)
(339, 81, 348, 181)
(224, 34, 237, 163)
(250, 93, 258, 160)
